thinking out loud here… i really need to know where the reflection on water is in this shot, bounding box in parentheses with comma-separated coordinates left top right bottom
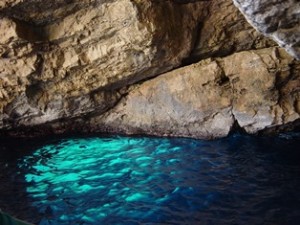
(1, 133, 300, 225)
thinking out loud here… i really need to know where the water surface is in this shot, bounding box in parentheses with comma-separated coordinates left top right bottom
(0, 134, 300, 225)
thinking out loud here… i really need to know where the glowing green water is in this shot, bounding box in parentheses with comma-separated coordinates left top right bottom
(20, 137, 201, 224)
(11, 134, 300, 225)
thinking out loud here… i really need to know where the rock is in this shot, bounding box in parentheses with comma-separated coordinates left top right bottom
(0, 0, 208, 129)
(92, 58, 234, 139)
(0, 0, 300, 139)
(190, 0, 276, 60)
(233, 0, 300, 59)
(0, 0, 22, 9)
(93, 47, 300, 139)
(223, 47, 300, 133)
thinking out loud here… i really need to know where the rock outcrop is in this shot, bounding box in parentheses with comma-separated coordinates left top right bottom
(93, 47, 300, 139)
(0, 0, 207, 129)
(94, 57, 235, 139)
(233, 0, 300, 59)
(0, 0, 299, 139)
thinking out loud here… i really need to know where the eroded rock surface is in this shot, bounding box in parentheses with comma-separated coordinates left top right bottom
(191, 0, 276, 60)
(93, 58, 234, 139)
(0, 0, 207, 129)
(223, 47, 300, 133)
(0, 0, 300, 139)
(233, 0, 300, 59)
(94, 47, 300, 139)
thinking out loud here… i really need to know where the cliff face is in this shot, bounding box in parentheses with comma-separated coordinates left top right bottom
(0, 0, 299, 139)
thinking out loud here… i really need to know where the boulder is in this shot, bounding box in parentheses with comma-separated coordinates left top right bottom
(93, 47, 300, 139)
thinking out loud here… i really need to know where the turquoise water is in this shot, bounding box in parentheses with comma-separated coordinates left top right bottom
(1, 134, 300, 224)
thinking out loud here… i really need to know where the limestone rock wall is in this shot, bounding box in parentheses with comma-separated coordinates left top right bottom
(94, 58, 235, 139)
(190, 0, 276, 60)
(92, 47, 300, 139)
(0, 0, 300, 139)
(0, 0, 207, 129)
(233, 0, 300, 59)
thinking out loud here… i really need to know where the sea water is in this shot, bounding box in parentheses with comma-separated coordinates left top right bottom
(0, 133, 300, 225)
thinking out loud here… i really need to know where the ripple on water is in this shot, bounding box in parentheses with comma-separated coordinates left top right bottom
(0, 134, 299, 225)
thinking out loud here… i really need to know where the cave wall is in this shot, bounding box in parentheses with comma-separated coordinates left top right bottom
(0, 0, 299, 139)
(233, 0, 300, 59)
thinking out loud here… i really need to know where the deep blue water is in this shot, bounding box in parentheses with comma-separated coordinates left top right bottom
(0, 133, 300, 225)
